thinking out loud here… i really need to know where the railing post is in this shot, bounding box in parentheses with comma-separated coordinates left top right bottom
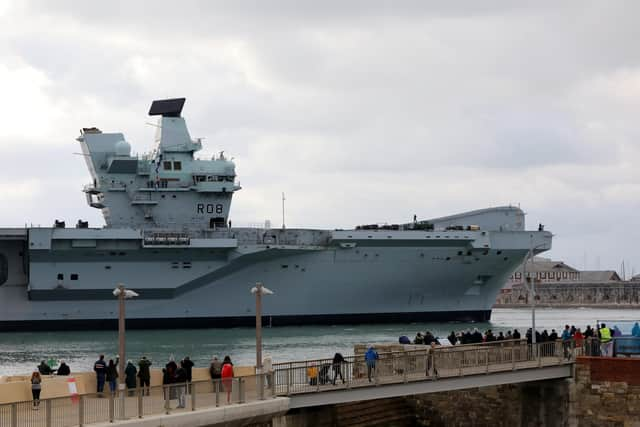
(259, 374, 265, 400)
(164, 385, 170, 414)
(345, 362, 351, 389)
(45, 399, 52, 427)
(137, 388, 143, 418)
(403, 351, 408, 383)
(485, 350, 489, 374)
(286, 364, 291, 395)
(558, 341, 563, 364)
(458, 351, 463, 376)
(271, 372, 276, 396)
(215, 381, 220, 407)
(79, 395, 85, 427)
(239, 378, 245, 403)
(109, 392, 115, 423)
(191, 382, 197, 411)
(10, 403, 17, 427)
(511, 345, 516, 371)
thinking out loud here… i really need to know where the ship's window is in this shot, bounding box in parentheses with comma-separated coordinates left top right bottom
(217, 176, 224, 182)
(458, 251, 463, 256)
(497, 250, 502, 255)
(197, 176, 206, 182)
(173, 161, 182, 171)
(161, 195, 166, 198)
(70, 274, 79, 280)
(281, 265, 288, 269)
(57, 273, 64, 280)
(163, 161, 172, 170)
(172, 195, 177, 199)
(105, 266, 111, 270)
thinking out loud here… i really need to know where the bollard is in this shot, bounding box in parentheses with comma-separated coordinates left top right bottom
(45, 399, 52, 427)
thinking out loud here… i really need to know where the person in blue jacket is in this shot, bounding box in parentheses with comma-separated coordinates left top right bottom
(364, 346, 379, 382)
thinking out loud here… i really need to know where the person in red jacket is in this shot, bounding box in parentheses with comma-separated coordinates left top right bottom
(221, 356, 234, 404)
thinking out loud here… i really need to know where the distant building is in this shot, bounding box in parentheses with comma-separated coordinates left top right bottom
(496, 257, 629, 306)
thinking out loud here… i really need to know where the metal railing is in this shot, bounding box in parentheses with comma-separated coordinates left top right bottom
(0, 374, 274, 427)
(272, 340, 579, 395)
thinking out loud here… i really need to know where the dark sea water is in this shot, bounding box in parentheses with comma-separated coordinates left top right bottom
(0, 308, 638, 376)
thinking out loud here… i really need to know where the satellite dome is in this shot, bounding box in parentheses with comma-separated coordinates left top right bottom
(115, 140, 131, 157)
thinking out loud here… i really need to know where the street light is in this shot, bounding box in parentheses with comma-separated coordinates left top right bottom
(522, 243, 547, 348)
(113, 284, 138, 418)
(251, 282, 273, 393)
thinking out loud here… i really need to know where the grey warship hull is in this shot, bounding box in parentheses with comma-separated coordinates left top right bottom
(0, 99, 552, 331)
(0, 217, 550, 331)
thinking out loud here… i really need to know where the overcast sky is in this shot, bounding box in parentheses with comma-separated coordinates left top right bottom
(1, 1, 639, 274)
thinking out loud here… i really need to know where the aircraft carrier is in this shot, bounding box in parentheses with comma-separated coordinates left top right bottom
(0, 98, 552, 331)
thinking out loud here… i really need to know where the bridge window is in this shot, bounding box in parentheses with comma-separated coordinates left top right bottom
(163, 161, 172, 170)
(57, 273, 63, 280)
(173, 161, 182, 171)
(70, 274, 79, 280)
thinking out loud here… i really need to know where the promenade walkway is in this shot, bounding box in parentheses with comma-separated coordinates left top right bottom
(0, 340, 578, 427)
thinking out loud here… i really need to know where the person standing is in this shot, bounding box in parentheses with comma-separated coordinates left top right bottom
(364, 347, 378, 382)
(182, 356, 194, 393)
(164, 357, 178, 401)
(106, 359, 119, 394)
(174, 361, 188, 408)
(31, 372, 42, 409)
(262, 355, 273, 388)
(137, 356, 152, 396)
(561, 325, 572, 360)
(56, 361, 70, 376)
(94, 355, 107, 394)
(38, 360, 53, 375)
(331, 352, 345, 385)
(599, 323, 613, 357)
(221, 356, 234, 404)
(125, 360, 137, 396)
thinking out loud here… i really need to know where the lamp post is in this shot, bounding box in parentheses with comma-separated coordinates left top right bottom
(522, 243, 546, 348)
(113, 284, 139, 418)
(251, 282, 273, 391)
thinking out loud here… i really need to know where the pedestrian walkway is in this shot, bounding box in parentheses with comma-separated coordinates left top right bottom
(0, 340, 579, 427)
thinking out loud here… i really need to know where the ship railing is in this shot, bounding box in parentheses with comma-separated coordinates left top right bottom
(0, 374, 275, 427)
(271, 339, 579, 395)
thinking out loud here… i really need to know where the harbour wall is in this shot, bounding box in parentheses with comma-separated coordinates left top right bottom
(494, 282, 640, 307)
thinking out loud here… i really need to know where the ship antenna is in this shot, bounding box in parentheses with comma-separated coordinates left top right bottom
(282, 192, 286, 230)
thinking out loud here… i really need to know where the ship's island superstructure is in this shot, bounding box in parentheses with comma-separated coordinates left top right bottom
(0, 98, 552, 330)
